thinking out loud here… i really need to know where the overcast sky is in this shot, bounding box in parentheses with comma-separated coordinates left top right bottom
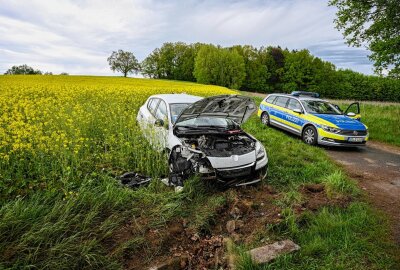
(0, 0, 374, 76)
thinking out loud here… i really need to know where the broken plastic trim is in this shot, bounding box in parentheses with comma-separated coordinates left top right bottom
(116, 172, 152, 188)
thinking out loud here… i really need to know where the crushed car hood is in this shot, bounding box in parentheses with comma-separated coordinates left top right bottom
(175, 95, 256, 125)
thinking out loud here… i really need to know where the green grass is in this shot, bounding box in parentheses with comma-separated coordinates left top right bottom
(237, 203, 395, 270)
(0, 78, 397, 269)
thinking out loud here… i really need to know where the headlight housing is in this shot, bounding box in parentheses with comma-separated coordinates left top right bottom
(256, 142, 266, 160)
(321, 125, 341, 134)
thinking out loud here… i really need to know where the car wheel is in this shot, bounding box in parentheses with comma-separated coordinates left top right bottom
(302, 126, 318, 145)
(261, 112, 270, 126)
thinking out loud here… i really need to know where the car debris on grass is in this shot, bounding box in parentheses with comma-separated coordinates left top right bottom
(116, 171, 152, 188)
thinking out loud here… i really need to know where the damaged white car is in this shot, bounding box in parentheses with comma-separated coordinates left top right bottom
(137, 94, 268, 187)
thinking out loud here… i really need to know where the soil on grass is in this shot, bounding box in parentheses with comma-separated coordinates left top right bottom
(326, 141, 400, 247)
(108, 184, 349, 269)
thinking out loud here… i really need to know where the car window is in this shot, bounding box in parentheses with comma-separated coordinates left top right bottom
(301, 100, 341, 115)
(274, 96, 289, 108)
(148, 98, 160, 115)
(147, 98, 153, 110)
(265, 95, 276, 104)
(287, 98, 302, 111)
(170, 103, 190, 123)
(155, 100, 167, 120)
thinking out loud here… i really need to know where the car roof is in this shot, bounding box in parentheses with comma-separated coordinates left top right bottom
(149, 94, 203, 104)
(267, 93, 325, 102)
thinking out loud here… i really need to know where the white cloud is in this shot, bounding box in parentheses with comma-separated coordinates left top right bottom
(0, 0, 374, 75)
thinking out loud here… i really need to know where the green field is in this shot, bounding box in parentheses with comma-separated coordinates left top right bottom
(0, 76, 398, 269)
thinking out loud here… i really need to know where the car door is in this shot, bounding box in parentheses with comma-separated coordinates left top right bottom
(140, 98, 160, 145)
(272, 96, 290, 127)
(344, 102, 361, 121)
(284, 98, 304, 133)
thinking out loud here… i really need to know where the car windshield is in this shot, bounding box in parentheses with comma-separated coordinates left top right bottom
(176, 117, 238, 129)
(170, 103, 191, 123)
(301, 100, 342, 115)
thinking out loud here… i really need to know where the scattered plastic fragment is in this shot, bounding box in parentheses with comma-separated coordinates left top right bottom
(116, 171, 152, 188)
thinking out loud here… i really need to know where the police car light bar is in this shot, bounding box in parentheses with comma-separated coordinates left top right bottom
(291, 91, 320, 98)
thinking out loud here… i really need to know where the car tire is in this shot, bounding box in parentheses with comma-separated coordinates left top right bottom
(302, 126, 318, 145)
(261, 112, 270, 126)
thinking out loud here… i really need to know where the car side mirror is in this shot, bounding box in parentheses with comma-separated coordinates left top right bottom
(155, 119, 164, 127)
(347, 112, 356, 117)
(293, 108, 302, 114)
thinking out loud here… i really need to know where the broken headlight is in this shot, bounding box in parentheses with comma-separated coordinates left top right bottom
(321, 125, 341, 134)
(256, 142, 265, 160)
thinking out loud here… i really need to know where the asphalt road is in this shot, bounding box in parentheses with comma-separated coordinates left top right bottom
(325, 142, 400, 245)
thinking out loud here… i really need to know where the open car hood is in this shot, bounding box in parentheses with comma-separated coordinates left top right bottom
(175, 95, 256, 125)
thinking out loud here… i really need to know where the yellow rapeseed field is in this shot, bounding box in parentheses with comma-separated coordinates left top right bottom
(0, 75, 236, 199)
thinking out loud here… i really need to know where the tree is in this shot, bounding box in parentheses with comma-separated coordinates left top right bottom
(282, 49, 336, 93)
(141, 48, 162, 79)
(172, 42, 199, 81)
(141, 42, 199, 81)
(329, 0, 400, 77)
(4, 65, 42, 75)
(107, 50, 140, 77)
(194, 44, 245, 89)
(265, 46, 286, 90)
(230, 45, 271, 92)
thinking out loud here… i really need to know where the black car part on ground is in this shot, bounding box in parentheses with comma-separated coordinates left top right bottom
(116, 172, 152, 188)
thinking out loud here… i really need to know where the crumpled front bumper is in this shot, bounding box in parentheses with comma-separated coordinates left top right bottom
(200, 154, 268, 187)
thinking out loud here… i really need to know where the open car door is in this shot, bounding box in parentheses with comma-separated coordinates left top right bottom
(344, 102, 361, 121)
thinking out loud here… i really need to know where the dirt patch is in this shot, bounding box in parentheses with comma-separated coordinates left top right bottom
(300, 184, 351, 212)
(109, 183, 349, 269)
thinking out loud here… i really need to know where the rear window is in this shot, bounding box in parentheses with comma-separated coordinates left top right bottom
(155, 100, 167, 120)
(148, 98, 160, 115)
(274, 96, 289, 107)
(265, 95, 276, 104)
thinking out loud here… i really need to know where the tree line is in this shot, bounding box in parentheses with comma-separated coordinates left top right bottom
(4, 64, 69, 75)
(136, 42, 400, 102)
(5, 44, 398, 102)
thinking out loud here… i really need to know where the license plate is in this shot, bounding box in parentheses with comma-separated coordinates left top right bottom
(348, 137, 363, 142)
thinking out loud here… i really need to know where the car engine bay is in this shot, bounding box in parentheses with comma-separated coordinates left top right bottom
(168, 133, 257, 186)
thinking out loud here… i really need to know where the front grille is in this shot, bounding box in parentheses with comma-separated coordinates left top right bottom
(340, 130, 368, 136)
(216, 166, 252, 179)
